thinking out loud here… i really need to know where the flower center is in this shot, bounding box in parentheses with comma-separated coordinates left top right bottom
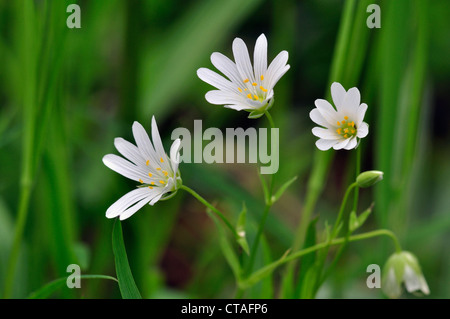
(336, 116, 357, 139)
(237, 75, 268, 102)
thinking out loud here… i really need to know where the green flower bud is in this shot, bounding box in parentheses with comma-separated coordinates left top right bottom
(356, 170, 383, 188)
(382, 251, 430, 299)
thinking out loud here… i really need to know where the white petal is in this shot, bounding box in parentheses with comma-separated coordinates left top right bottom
(332, 138, 350, 150)
(253, 34, 268, 80)
(357, 122, 369, 138)
(103, 154, 147, 182)
(169, 138, 181, 174)
(132, 121, 158, 164)
(310, 108, 330, 128)
(119, 195, 153, 220)
(315, 139, 338, 151)
(197, 68, 237, 93)
(266, 51, 289, 90)
(419, 275, 430, 295)
(114, 138, 145, 168)
(232, 37, 255, 84)
(106, 187, 151, 218)
(210, 52, 242, 85)
(357, 103, 368, 126)
(151, 116, 171, 172)
(314, 99, 338, 125)
(331, 82, 346, 109)
(341, 87, 360, 115)
(205, 90, 246, 106)
(403, 265, 422, 293)
(224, 104, 254, 111)
(312, 127, 340, 140)
(344, 137, 358, 150)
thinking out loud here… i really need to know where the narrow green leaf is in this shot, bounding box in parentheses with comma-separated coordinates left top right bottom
(112, 220, 142, 299)
(297, 217, 319, 298)
(236, 202, 249, 255)
(28, 275, 118, 299)
(271, 176, 297, 204)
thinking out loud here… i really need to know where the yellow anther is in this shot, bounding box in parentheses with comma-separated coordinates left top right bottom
(351, 129, 356, 134)
(146, 160, 150, 166)
(337, 121, 340, 126)
(244, 88, 248, 91)
(151, 182, 155, 185)
(156, 167, 161, 171)
(247, 93, 252, 99)
(148, 186, 153, 189)
(344, 134, 348, 138)
(260, 75, 264, 81)
(238, 87, 243, 93)
(163, 170, 168, 176)
(148, 173, 153, 177)
(344, 116, 349, 120)
(243, 79, 249, 83)
(252, 82, 257, 86)
(139, 179, 144, 184)
(344, 128, 349, 133)
(342, 120, 346, 124)
(159, 180, 165, 185)
(160, 157, 164, 163)
(254, 95, 259, 100)
(260, 86, 268, 92)
(336, 128, 342, 134)
(351, 121, 355, 127)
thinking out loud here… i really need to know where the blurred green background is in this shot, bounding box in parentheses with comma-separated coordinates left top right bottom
(0, 0, 449, 298)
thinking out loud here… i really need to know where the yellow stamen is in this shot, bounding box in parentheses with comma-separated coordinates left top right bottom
(344, 128, 349, 133)
(351, 129, 356, 134)
(238, 87, 243, 93)
(159, 180, 165, 185)
(336, 128, 342, 134)
(151, 182, 155, 185)
(247, 93, 252, 99)
(244, 88, 248, 91)
(252, 82, 257, 86)
(162, 170, 168, 176)
(148, 186, 153, 189)
(139, 179, 143, 184)
(146, 160, 150, 166)
(344, 134, 348, 138)
(156, 167, 161, 171)
(148, 173, 152, 177)
(254, 95, 259, 100)
(260, 86, 268, 92)
(342, 120, 346, 124)
(260, 75, 264, 81)
(344, 116, 349, 120)
(351, 121, 355, 127)
(337, 121, 340, 126)
(243, 79, 249, 83)
(160, 157, 164, 163)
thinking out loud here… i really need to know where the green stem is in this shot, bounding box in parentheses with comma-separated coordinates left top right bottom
(245, 111, 277, 274)
(332, 182, 358, 238)
(242, 229, 401, 288)
(181, 185, 238, 238)
(353, 143, 361, 213)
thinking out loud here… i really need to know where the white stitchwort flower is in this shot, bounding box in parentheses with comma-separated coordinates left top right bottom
(197, 33, 290, 118)
(310, 82, 369, 150)
(102, 116, 182, 220)
(382, 251, 430, 299)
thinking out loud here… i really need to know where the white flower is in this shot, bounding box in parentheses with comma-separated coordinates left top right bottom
(310, 82, 369, 150)
(382, 251, 430, 299)
(102, 116, 182, 220)
(197, 33, 290, 118)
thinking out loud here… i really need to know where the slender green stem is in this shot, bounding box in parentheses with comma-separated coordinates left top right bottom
(181, 185, 238, 238)
(332, 182, 358, 238)
(245, 111, 277, 275)
(264, 111, 275, 129)
(242, 229, 402, 288)
(353, 144, 361, 212)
